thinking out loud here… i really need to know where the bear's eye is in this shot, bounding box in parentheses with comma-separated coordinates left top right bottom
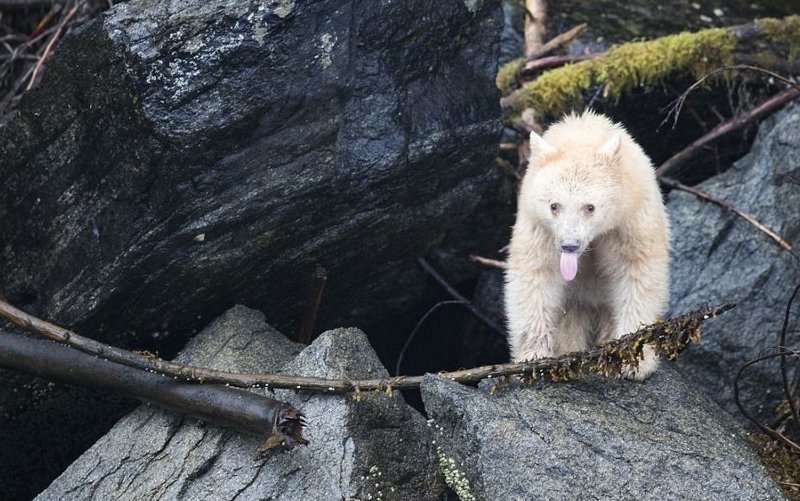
(584, 204, 595, 214)
(549, 203, 561, 214)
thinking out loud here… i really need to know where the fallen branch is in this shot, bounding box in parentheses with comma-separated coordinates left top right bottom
(469, 254, 507, 269)
(417, 257, 507, 338)
(0, 330, 308, 453)
(520, 52, 603, 78)
(298, 264, 327, 345)
(656, 85, 800, 179)
(735, 281, 800, 453)
(500, 15, 800, 116)
(0, 297, 733, 393)
(527, 23, 587, 61)
(658, 176, 793, 252)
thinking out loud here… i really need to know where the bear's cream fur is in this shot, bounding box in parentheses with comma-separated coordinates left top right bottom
(504, 111, 670, 380)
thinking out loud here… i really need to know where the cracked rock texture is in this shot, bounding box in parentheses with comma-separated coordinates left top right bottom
(0, 0, 501, 494)
(667, 102, 800, 421)
(421, 366, 783, 500)
(0, 0, 502, 341)
(37, 305, 440, 500)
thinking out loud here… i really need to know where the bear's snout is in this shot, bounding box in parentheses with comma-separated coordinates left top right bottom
(559, 239, 581, 254)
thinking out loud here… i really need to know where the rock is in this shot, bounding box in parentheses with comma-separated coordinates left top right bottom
(0, 0, 501, 494)
(38, 306, 440, 500)
(667, 102, 800, 421)
(0, 0, 502, 342)
(420, 366, 783, 500)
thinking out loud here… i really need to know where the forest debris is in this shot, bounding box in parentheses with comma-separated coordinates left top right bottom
(0, 331, 308, 452)
(659, 176, 793, 252)
(418, 257, 506, 338)
(0, 297, 734, 393)
(657, 84, 800, 179)
(499, 16, 800, 118)
(298, 264, 328, 345)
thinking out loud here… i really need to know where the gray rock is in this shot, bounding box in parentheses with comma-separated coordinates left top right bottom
(667, 102, 800, 421)
(0, 0, 502, 345)
(0, 0, 501, 492)
(38, 306, 440, 500)
(421, 366, 783, 500)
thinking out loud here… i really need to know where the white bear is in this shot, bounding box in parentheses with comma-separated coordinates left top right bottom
(504, 110, 670, 380)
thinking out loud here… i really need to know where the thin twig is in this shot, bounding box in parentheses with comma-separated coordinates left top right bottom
(0, 297, 733, 393)
(395, 300, 462, 376)
(527, 23, 587, 60)
(469, 255, 507, 269)
(656, 86, 800, 178)
(298, 264, 327, 345)
(735, 351, 800, 453)
(662, 64, 800, 130)
(779, 282, 800, 436)
(417, 257, 507, 338)
(26, 0, 83, 91)
(658, 176, 793, 252)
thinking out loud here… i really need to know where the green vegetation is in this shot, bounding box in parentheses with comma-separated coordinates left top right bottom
(500, 16, 800, 118)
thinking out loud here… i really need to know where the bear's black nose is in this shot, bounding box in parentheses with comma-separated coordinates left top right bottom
(560, 243, 580, 253)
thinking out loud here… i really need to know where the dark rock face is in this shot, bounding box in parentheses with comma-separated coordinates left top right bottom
(0, 0, 501, 496)
(667, 102, 800, 421)
(421, 367, 783, 500)
(38, 306, 440, 500)
(0, 0, 502, 340)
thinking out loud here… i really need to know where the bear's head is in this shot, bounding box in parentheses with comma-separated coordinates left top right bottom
(519, 127, 630, 280)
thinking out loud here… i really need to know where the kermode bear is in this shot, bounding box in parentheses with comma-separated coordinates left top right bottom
(504, 111, 670, 380)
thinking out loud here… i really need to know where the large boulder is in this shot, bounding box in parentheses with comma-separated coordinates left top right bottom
(667, 102, 800, 421)
(0, 0, 502, 341)
(0, 0, 501, 495)
(421, 367, 783, 500)
(38, 306, 440, 500)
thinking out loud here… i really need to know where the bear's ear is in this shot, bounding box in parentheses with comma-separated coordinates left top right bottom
(598, 133, 621, 159)
(529, 131, 557, 163)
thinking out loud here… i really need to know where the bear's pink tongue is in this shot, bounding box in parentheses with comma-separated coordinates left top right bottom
(560, 252, 578, 281)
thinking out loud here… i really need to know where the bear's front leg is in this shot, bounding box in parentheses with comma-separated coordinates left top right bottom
(607, 260, 668, 381)
(504, 266, 565, 362)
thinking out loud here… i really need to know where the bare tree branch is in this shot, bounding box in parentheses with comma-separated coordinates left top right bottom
(658, 176, 793, 252)
(0, 330, 308, 452)
(0, 297, 734, 393)
(298, 264, 327, 345)
(656, 85, 800, 179)
(418, 257, 507, 338)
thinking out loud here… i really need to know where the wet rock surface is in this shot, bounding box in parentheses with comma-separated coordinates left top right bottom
(0, 0, 502, 348)
(667, 102, 800, 421)
(421, 366, 783, 500)
(0, 0, 501, 494)
(38, 306, 440, 500)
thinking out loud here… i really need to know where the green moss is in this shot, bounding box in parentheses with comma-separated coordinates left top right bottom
(507, 25, 737, 117)
(496, 57, 525, 96)
(757, 15, 800, 61)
